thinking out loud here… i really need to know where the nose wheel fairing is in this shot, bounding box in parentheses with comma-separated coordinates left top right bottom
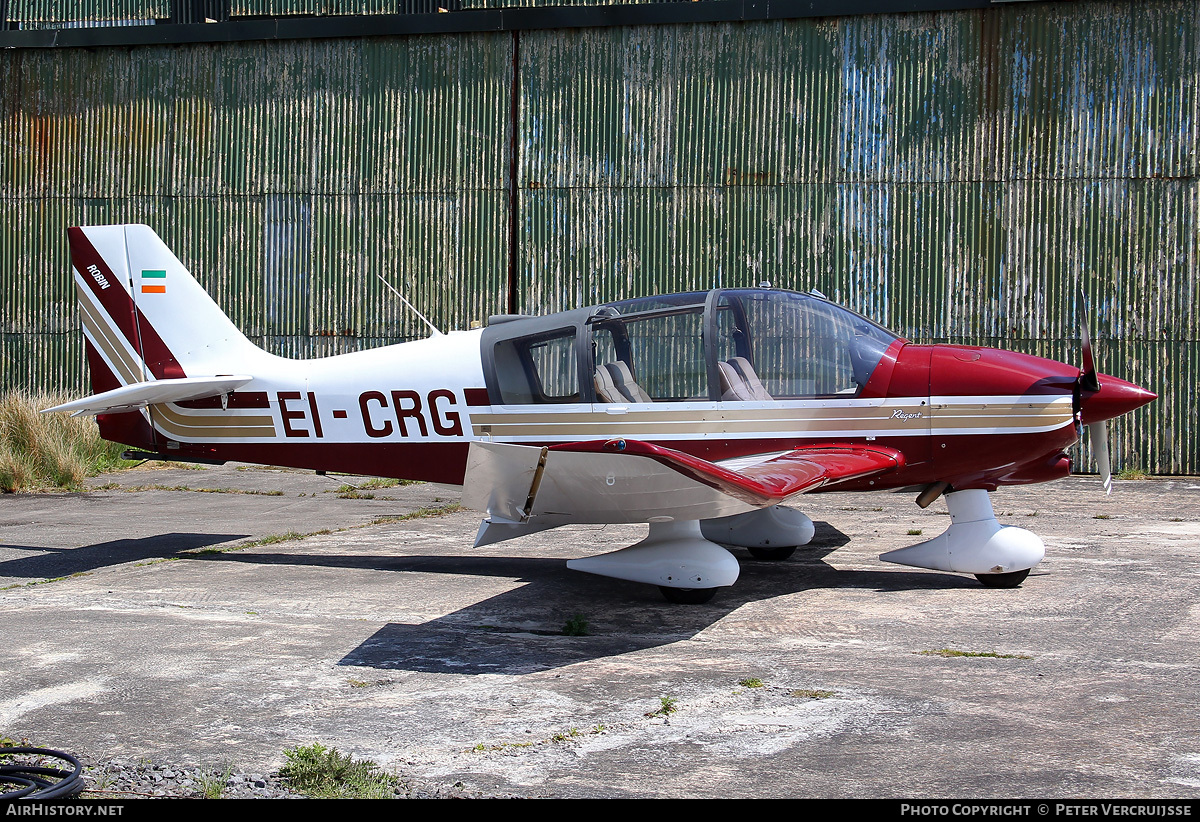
(879, 488, 1045, 577)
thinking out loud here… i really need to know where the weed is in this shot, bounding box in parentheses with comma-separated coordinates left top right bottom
(471, 724, 606, 753)
(0, 736, 27, 760)
(5, 571, 94, 589)
(1170, 517, 1184, 522)
(562, 613, 589, 636)
(1094, 514, 1111, 520)
(278, 743, 396, 799)
(369, 503, 464, 525)
(196, 764, 232, 799)
(791, 689, 835, 699)
(918, 648, 1032, 659)
(738, 678, 764, 688)
(645, 696, 678, 717)
(244, 531, 306, 547)
(359, 478, 402, 489)
(114, 484, 284, 496)
(906, 528, 923, 536)
(1116, 467, 1150, 481)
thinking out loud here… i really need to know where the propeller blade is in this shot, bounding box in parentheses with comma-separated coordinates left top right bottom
(1089, 421, 1112, 495)
(1076, 290, 1100, 393)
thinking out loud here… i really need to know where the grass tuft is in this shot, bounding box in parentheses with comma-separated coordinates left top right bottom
(918, 648, 1031, 659)
(791, 688, 835, 699)
(562, 613, 589, 636)
(0, 390, 136, 492)
(645, 696, 678, 717)
(278, 743, 396, 799)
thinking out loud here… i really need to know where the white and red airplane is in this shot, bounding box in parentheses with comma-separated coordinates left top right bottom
(48, 224, 1155, 603)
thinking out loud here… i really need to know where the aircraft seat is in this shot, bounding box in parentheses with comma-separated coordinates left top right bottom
(719, 358, 773, 401)
(595, 361, 653, 403)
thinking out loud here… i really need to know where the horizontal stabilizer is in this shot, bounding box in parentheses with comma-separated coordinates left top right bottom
(43, 376, 253, 416)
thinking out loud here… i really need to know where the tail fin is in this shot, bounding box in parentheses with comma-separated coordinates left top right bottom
(50, 225, 265, 450)
(67, 224, 264, 390)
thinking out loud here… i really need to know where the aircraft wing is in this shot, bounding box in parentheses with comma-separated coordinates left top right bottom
(42, 376, 253, 416)
(463, 438, 904, 544)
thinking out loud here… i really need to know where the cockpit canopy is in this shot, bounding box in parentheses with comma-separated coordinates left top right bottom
(481, 288, 901, 405)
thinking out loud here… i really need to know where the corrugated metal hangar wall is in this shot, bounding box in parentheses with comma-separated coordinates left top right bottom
(0, 0, 1195, 473)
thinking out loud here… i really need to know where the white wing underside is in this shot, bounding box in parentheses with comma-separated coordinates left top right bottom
(463, 440, 903, 547)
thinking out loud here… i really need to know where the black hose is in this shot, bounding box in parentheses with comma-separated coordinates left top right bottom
(0, 747, 84, 800)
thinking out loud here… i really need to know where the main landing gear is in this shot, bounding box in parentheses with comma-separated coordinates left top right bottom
(567, 507, 816, 603)
(567, 519, 740, 603)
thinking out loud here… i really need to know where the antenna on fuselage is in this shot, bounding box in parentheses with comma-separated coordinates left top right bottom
(373, 273, 444, 338)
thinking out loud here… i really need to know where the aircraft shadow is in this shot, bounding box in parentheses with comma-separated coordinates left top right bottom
(0, 533, 248, 581)
(192, 521, 978, 675)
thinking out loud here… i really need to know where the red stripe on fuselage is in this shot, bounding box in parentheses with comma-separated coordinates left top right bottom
(165, 441, 474, 485)
(175, 391, 271, 410)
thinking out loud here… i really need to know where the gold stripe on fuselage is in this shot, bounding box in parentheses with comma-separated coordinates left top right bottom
(470, 398, 1072, 440)
(149, 402, 277, 439)
(76, 280, 278, 440)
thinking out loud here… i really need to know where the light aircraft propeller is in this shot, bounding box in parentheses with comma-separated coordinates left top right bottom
(1075, 290, 1112, 494)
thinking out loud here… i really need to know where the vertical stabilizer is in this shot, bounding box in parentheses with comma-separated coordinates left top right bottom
(68, 224, 269, 388)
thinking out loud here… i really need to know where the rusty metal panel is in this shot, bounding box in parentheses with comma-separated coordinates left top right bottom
(0, 32, 511, 385)
(1, 35, 510, 198)
(518, 15, 989, 189)
(994, 0, 1199, 182)
(0, 196, 83, 393)
(514, 3, 1197, 473)
(460, 0, 661, 8)
(228, 1, 432, 14)
(6, 1, 167, 26)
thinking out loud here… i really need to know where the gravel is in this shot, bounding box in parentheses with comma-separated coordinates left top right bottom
(73, 759, 485, 799)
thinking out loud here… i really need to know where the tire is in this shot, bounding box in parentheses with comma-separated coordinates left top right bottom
(658, 586, 718, 604)
(746, 544, 797, 561)
(975, 569, 1031, 589)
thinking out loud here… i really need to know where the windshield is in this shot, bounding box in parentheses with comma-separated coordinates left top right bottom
(716, 289, 898, 399)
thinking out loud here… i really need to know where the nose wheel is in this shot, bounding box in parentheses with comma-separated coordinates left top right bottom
(658, 586, 717, 604)
(975, 568, 1030, 589)
(746, 544, 797, 561)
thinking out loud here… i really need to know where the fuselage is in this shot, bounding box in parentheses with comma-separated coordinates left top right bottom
(106, 287, 1153, 491)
